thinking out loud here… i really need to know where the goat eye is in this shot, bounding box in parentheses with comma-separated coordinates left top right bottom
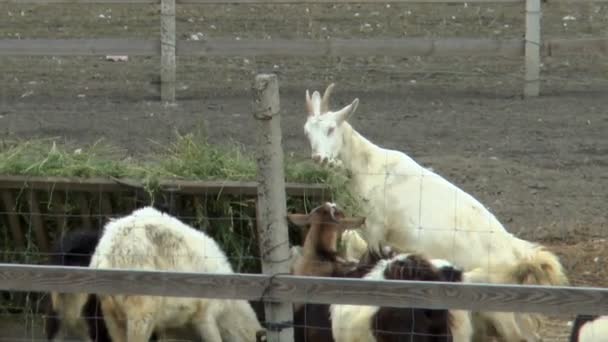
(327, 127, 335, 136)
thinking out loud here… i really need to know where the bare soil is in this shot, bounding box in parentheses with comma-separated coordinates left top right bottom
(0, 2, 607, 341)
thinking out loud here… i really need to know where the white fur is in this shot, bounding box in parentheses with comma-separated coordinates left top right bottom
(429, 258, 474, 342)
(304, 84, 545, 272)
(331, 304, 379, 342)
(452, 310, 475, 342)
(340, 229, 370, 260)
(463, 266, 544, 342)
(577, 316, 608, 342)
(330, 260, 387, 342)
(326, 120, 532, 270)
(87, 206, 262, 342)
(288, 245, 303, 273)
(431, 258, 456, 270)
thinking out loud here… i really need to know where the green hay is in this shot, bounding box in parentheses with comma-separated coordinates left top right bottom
(158, 132, 257, 181)
(0, 137, 143, 179)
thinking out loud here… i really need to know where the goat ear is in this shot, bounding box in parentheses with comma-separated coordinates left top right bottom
(339, 216, 366, 230)
(287, 214, 310, 227)
(336, 98, 359, 124)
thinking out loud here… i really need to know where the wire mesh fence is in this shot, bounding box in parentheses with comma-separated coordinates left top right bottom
(0, 126, 606, 341)
(0, 174, 606, 339)
(0, 174, 325, 338)
(1, 0, 607, 341)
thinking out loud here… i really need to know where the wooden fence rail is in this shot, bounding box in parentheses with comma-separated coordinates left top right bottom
(0, 175, 329, 196)
(0, 175, 330, 255)
(1, 0, 607, 100)
(1, 263, 608, 316)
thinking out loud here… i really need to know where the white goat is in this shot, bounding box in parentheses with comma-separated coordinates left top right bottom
(302, 83, 568, 341)
(74, 206, 263, 342)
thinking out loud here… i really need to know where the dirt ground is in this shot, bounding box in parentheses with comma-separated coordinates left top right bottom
(0, 1, 607, 341)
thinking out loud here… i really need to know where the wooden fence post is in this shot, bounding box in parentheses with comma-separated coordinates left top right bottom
(160, 0, 176, 103)
(524, 0, 541, 97)
(252, 73, 294, 342)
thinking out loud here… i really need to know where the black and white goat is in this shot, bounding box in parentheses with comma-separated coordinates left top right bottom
(330, 250, 473, 342)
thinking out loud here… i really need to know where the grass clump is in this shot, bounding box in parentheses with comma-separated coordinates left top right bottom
(158, 133, 257, 181)
(0, 138, 133, 178)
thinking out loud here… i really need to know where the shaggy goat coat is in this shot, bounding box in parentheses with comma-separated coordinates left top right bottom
(84, 206, 263, 342)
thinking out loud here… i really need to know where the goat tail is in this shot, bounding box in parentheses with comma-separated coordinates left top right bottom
(507, 246, 569, 287)
(465, 247, 569, 342)
(495, 246, 568, 341)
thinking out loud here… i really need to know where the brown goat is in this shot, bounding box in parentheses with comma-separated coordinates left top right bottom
(287, 202, 366, 342)
(287, 202, 365, 278)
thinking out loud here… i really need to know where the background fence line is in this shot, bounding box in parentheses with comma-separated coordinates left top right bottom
(1, 0, 607, 101)
(1, 38, 605, 56)
(0, 0, 528, 3)
(4, 0, 608, 3)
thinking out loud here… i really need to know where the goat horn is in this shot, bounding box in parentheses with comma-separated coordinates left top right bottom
(320, 83, 335, 114)
(305, 90, 314, 116)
